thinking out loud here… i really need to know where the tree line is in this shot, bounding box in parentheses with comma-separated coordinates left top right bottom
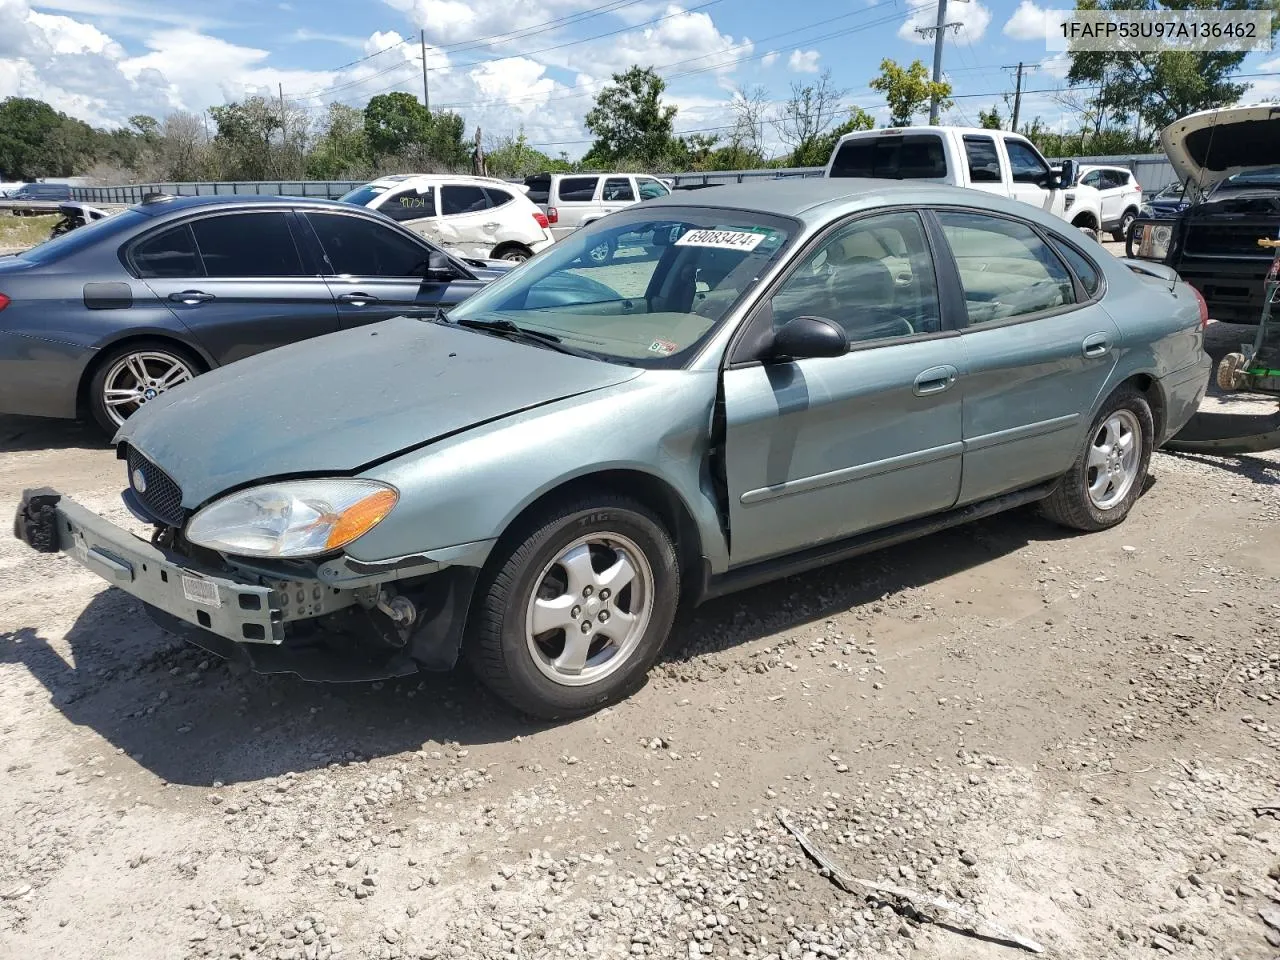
(1, 3, 1271, 185)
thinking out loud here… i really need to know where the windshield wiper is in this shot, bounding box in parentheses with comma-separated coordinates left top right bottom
(452, 316, 600, 360)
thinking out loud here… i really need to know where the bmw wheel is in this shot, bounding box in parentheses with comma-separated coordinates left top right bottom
(467, 494, 679, 719)
(88, 341, 202, 436)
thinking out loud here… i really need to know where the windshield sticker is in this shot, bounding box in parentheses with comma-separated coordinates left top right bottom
(674, 229, 766, 252)
(648, 339, 678, 356)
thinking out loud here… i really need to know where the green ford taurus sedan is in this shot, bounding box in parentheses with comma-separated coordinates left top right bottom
(15, 179, 1212, 718)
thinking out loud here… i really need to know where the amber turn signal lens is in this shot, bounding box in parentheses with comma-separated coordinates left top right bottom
(325, 488, 399, 549)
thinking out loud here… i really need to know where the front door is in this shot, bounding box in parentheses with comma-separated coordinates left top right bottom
(1002, 136, 1055, 214)
(722, 210, 965, 566)
(300, 211, 484, 328)
(931, 208, 1122, 503)
(134, 210, 338, 365)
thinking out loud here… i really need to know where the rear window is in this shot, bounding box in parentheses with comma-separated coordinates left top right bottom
(524, 175, 551, 204)
(829, 134, 947, 179)
(19, 209, 148, 264)
(556, 176, 599, 202)
(963, 135, 1002, 184)
(441, 185, 491, 215)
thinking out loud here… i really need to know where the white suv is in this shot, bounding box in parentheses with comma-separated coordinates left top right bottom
(340, 175, 555, 262)
(1078, 165, 1144, 241)
(523, 173, 672, 250)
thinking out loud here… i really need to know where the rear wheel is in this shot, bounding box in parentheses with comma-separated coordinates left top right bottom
(87, 340, 203, 436)
(494, 244, 532, 262)
(1041, 386, 1153, 532)
(466, 495, 679, 719)
(1112, 210, 1137, 242)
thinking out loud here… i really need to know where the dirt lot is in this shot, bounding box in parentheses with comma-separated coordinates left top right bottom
(3, 287, 1280, 959)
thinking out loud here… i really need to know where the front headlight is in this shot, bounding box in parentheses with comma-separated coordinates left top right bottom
(186, 479, 398, 558)
(1139, 203, 1153, 217)
(1134, 223, 1174, 261)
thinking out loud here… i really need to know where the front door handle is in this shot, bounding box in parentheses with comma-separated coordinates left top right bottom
(1082, 332, 1112, 358)
(913, 364, 958, 397)
(337, 292, 380, 305)
(167, 290, 214, 304)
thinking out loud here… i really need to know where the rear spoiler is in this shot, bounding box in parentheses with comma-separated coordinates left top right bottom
(1119, 257, 1180, 288)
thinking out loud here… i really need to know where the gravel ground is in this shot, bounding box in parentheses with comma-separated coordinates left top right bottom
(2, 248, 1280, 960)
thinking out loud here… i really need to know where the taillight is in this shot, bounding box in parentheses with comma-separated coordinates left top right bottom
(0, 293, 9, 312)
(547, 206, 559, 224)
(1190, 285, 1209, 329)
(533, 211, 549, 229)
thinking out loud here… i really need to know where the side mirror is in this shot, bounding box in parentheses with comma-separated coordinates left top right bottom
(767, 316, 849, 362)
(425, 250, 456, 282)
(1057, 158, 1079, 189)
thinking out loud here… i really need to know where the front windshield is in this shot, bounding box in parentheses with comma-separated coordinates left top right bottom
(445, 207, 797, 367)
(339, 184, 389, 206)
(1155, 183, 1184, 200)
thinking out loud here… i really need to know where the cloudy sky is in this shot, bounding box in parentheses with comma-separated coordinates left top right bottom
(3, 0, 1278, 157)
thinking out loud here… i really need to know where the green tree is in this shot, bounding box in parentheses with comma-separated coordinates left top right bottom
(421, 110, 469, 169)
(583, 66, 681, 168)
(485, 131, 572, 177)
(306, 103, 369, 179)
(1065, 0, 1278, 134)
(363, 91, 430, 158)
(869, 58, 953, 127)
(0, 97, 67, 179)
(977, 106, 1003, 129)
(209, 96, 280, 179)
(128, 115, 160, 140)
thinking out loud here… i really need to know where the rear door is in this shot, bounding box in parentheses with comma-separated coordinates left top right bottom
(133, 210, 338, 365)
(932, 208, 1121, 503)
(961, 134, 1009, 198)
(435, 184, 502, 258)
(549, 175, 600, 240)
(300, 209, 485, 328)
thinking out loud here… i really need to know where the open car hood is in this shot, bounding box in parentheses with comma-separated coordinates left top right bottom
(116, 317, 641, 509)
(1161, 102, 1280, 195)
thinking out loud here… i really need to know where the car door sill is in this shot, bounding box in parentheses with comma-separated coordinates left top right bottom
(697, 479, 1058, 603)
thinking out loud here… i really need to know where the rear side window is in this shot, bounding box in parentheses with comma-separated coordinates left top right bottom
(936, 210, 1076, 324)
(305, 212, 429, 277)
(191, 212, 304, 277)
(829, 134, 947, 179)
(963, 135, 1002, 184)
(1049, 236, 1102, 298)
(132, 224, 202, 278)
(483, 187, 515, 209)
(602, 177, 635, 202)
(556, 176, 599, 202)
(523, 175, 551, 204)
(441, 185, 490, 216)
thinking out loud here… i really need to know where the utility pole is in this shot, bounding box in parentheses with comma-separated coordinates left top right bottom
(1011, 62, 1024, 133)
(916, 0, 965, 124)
(421, 29, 430, 112)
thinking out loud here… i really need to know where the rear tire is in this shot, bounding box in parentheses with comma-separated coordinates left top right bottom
(87, 340, 203, 437)
(1040, 386, 1153, 532)
(466, 495, 679, 719)
(494, 244, 532, 262)
(1111, 210, 1136, 242)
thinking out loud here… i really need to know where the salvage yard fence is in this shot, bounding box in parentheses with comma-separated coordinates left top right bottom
(62, 153, 1175, 206)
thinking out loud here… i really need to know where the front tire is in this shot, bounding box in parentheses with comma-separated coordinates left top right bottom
(1041, 386, 1153, 532)
(1111, 210, 1136, 243)
(87, 340, 202, 437)
(466, 495, 679, 719)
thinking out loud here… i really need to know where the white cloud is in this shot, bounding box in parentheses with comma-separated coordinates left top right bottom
(899, 0, 993, 46)
(468, 57, 555, 115)
(761, 50, 778, 68)
(1002, 1, 1049, 41)
(1039, 51, 1071, 80)
(1258, 56, 1280, 71)
(289, 29, 366, 50)
(788, 49, 820, 73)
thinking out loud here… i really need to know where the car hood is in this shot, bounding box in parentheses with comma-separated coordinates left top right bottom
(1162, 102, 1280, 194)
(117, 317, 643, 508)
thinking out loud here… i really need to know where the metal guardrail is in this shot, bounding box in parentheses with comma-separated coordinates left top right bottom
(69, 181, 364, 204)
(0, 199, 67, 215)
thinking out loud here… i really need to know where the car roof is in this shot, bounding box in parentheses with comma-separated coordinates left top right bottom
(638, 177, 1082, 232)
(365, 174, 517, 189)
(130, 194, 368, 217)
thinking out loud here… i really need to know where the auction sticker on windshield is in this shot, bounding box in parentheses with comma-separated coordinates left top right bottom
(675, 229, 766, 251)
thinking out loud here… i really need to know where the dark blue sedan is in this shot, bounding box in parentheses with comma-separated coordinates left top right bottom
(0, 194, 510, 435)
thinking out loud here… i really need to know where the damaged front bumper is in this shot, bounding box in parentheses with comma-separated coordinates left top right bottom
(13, 488, 480, 681)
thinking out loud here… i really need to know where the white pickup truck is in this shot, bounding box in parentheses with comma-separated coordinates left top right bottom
(823, 126, 1103, 238)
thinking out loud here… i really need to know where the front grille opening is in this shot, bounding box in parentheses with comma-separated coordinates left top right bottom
(126, 447, 187, 528)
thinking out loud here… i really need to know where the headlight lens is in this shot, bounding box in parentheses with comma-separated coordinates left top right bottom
(186, 479, 398, 558)
(1139, 203, 1153, 217)
(1134, 223, 1174, 261)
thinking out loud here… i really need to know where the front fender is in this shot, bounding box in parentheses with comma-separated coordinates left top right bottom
(347, 370, 730, 573)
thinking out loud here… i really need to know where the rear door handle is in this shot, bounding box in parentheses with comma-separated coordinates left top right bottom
(913, 364, 958, 397)
(167, 290, 214, 304)
(337, 292, 380, 305)
(1082, 332, 1112, 358)
(482, 222, 500, 230)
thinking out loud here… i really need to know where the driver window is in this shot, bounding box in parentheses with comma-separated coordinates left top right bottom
(1004, 139, 1050, 185)
(770, 211, 941, 344)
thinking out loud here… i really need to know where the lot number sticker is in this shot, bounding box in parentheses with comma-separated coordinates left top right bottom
(675, 229, 766, 252)
(182, 574, 222, 608)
